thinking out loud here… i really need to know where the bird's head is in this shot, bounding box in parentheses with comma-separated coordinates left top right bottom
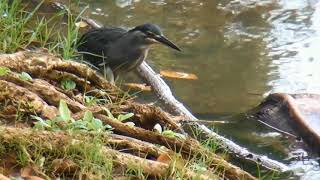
(129, 23, 181, 51)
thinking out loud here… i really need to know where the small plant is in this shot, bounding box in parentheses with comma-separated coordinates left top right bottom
(161, 129, 186, 140)
(33, 100, 112, 132)
(0, 67, 10, 76)
(125, 163, 148, 180)
(0, 0, 44, 53)
(84, 95, 109, 106)
(19, 72, 33, 81)
(103, 107, 134, 122)
(60, 78, 76, 90)
(84, 95, 98, 106)
(72, 111, 112, 132)
(55, 5, 88, 59)
(153, 124, 186, 139)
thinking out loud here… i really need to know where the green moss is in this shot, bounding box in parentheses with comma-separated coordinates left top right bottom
(0, 132, 114, 179)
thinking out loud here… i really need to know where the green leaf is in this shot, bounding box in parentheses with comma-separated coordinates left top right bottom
(103, 108, 115, 119)
(71, 120, 88, 130)
(31, 115, 51, 129)
(19, 72, 32, 81)
(59, 100, 71, 122)
(33, 122, 45, 130)
(161, 130, 186, 140)
(174, 133, 186, 140)
(37, 157, 45, 168)
(83, 111, 93, 122)
(92, 119, 103, 128)
(88, 118, 103, 131)
(162, 130, 176, 138)
(60, 78, 76, 90)
(117, 113, 134, 121)
(191, 164, 207, 173)
(0, 67, 10, 76)
(84, 96, 97, 106)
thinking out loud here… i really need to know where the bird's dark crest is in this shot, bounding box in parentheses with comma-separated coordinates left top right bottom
(129, 23, 163, 36)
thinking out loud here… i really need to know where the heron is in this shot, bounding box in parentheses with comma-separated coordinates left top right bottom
(77, 23, 181, 83)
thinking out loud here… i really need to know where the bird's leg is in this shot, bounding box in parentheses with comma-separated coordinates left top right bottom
(103, 65, 115, 85)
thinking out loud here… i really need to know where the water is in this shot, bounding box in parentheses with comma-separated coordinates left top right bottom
(73, 0, 320, 177)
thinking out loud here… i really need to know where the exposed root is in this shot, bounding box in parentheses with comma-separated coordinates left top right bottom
(0, 80, 57, 120)
(0, 127, 219, 179)
(0, 51, 256, 179)
(121, 103, 184, 132)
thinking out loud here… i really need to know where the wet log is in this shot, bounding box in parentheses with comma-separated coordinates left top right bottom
(251, 93, 320, 154)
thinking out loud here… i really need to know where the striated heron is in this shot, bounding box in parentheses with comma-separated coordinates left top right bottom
(77, 23, 181, 82)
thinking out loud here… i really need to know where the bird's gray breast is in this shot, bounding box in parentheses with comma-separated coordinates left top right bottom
(105, 32, 150, 71)
(126, 47, 149, 71)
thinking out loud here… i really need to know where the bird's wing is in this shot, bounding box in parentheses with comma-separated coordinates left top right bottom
(77, 27, 127, 57)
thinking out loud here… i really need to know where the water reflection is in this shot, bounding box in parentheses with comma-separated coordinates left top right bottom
(266, 0, 320, 93)
(115, 0, 133, 8)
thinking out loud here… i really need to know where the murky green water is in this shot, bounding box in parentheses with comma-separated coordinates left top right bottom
(81, 0, 272, 114)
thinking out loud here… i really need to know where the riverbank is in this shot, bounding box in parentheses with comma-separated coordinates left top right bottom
(0, 1, 261, 179)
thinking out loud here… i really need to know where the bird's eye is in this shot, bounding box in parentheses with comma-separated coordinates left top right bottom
(145, 31, 155, 37)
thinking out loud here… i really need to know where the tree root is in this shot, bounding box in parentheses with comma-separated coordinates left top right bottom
(95, 114, 255, 180)
(0, 80, 57, 120)
(0, 127, 219, 179)
(0, 51, 256, 179)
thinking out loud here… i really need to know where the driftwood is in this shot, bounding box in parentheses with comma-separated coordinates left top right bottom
(251, 93, 320, 154)
(0, 51, 256, 179)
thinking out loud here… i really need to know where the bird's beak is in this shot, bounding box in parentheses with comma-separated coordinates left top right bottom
(153, 35, 181, 51)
